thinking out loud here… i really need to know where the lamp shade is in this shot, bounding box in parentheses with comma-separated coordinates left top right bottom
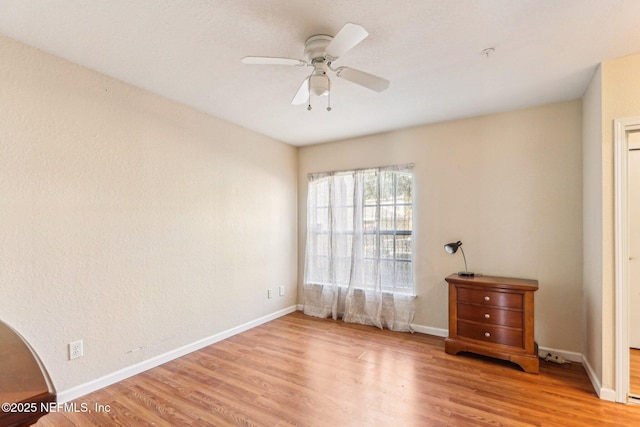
(444, 241, 462, 254)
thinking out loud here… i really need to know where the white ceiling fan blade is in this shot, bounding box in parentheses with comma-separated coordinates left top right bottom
(324, 23, 368, 60)
(241, 56, 306, 66)
(291, 78, 310, 105)
(335, 67, 390, 92)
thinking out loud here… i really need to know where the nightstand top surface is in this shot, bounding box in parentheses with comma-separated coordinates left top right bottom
(445, 273, 538, 291)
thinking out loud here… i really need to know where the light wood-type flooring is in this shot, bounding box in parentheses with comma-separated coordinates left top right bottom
(36, 311, 640, 426)
(631, 348, 640, 397)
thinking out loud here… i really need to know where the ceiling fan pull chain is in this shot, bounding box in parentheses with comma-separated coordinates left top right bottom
(327, 79, 332, 112)
(307, 76, 312, 111)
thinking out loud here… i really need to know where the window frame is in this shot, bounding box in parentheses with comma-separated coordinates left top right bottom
(305, 165, 414, 295)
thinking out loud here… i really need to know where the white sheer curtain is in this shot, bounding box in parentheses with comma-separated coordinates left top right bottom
(303, 165, 416, 332)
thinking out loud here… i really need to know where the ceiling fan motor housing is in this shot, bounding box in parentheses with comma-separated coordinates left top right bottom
(304, 34, 332, 63)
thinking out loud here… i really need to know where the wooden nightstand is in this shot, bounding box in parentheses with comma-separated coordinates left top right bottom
(444, 273, 539, 374)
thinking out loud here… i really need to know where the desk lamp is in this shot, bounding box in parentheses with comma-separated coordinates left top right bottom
(444, 241, 475, 277)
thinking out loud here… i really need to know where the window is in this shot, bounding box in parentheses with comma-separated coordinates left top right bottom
(304, 165, 414, 295)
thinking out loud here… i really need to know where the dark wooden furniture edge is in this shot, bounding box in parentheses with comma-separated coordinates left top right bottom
(1, 321, 56, 427)
(444, 337, 540, 373)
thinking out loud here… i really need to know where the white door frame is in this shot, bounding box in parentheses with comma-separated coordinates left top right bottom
(614, 117, 640, 403)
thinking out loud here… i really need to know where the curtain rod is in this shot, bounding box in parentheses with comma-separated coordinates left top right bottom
(307, 163, 414, 179)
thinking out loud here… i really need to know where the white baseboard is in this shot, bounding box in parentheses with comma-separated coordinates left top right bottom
(600, 387, 617, 402)
(411, 323, 447, 337)
(537, 345, 582, 363)
(582, 355, 616, 402)
(57, 305, 298, 404)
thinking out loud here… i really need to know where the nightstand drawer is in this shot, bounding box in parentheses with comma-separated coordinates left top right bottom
(457, 287, 523, 309)
(457, 320, 523, 348)
(457, 304, 523, 328)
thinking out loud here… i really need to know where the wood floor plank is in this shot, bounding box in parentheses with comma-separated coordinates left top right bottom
(36, 311, 640, 426)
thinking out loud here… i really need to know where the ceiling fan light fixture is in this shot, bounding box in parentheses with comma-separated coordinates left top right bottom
(309, 74, 330, 97)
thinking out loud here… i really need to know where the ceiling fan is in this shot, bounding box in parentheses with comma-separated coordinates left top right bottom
(241, 23, 390, 111)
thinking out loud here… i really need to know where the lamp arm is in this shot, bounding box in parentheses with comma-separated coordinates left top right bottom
(459, 247, 469, 273)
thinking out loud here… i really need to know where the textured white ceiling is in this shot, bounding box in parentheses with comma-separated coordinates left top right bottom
(1, 0, 639, 146)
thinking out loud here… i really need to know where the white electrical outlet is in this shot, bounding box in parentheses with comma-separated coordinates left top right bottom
(279, 286, 285, 296)
(267, 289, 273, 299)
(69, 340, 83, 360)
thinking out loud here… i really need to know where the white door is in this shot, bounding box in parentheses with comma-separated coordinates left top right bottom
(630, 145, 640, 349)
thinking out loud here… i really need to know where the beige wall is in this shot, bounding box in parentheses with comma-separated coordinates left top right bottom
(582, 65, 604, 384)
(0, 35, 298, 392)
(598, 52, 640, 391)
(298, 100, 584, 352)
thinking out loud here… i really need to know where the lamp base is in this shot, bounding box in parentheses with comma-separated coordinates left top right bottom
(457, 271, 475, 277)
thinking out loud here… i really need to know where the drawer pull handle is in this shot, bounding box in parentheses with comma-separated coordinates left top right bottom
(484, 313, 490, 319)
(484, 296, 490, 301)
(484, 332, 491, 337)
